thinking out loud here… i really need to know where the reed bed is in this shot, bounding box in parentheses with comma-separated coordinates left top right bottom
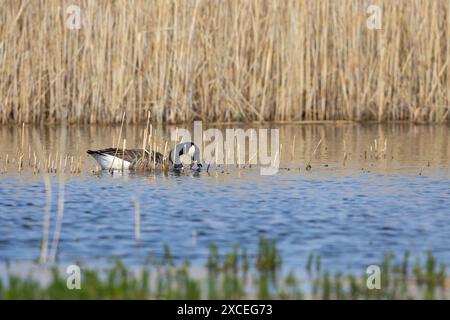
(0, 238, 448, 299)
(1, 0, 449, 124)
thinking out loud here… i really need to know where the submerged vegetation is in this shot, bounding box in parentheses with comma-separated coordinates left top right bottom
(0, 238, 448, 299)
(1, 0, 450, 124)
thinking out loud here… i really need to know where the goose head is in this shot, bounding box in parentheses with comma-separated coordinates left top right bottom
(169, 142, 202, 170)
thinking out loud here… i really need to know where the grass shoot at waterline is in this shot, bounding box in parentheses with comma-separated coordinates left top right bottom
(1, 239, 448, 300)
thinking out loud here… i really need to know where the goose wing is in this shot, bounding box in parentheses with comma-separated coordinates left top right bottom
(88, 148, 164, 163)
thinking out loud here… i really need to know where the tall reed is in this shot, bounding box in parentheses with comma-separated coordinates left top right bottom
(1, 0, 449, 124)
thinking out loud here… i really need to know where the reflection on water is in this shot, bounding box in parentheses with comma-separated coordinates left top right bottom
(0, 124, 449, 272)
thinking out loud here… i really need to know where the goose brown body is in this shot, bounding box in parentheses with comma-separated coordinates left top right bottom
(87, 142, 202, 171)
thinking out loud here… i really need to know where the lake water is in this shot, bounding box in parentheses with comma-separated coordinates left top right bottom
(0, 123, 449, 274)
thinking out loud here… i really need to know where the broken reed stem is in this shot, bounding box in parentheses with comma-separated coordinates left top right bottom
(419, 162, 427, 176)
(306, 139, 323, 171)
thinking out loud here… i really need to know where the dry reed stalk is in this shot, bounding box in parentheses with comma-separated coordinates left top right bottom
(4, 154, 8, 173)
(141, 128, 148, 171)
(163, 141, 168, 159)
(343, 140, 347, 167)
(28, 145, 31, 166)
(271, 146, 280, 173)
(152, 141, 156, 170)
(237, 144, 241, 170)
(225, 149, 230, 174)
(1, 1, 449, 124)
(279, 143, 283, 166)
(133, 197, 141, 242)
(140, 111, 151, 171)
(54, 151, 59, 172)
(64, 155, 68, 173)
(147, 124, 153, 152)
(18, 154, 23, 172)
(162, 140, 169, 172)
(20, 123, 25, 153)
(214, 142, 219, 175)
(33, 133, 52, 264)
(110, 112, 126, 172)
(122, 139, 126, 173)
(291, 135, 296, 162)
(70, 156, 74, 174)
(49, 126, 67, 263)
(47, 153, 51, 173)
(77, 156, 82, 174)
(33, 152, 37, 174)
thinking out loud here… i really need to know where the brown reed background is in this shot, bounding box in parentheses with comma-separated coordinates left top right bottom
(1, 0, 449, 124)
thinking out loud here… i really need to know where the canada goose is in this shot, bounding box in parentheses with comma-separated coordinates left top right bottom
(87, 142, 202, 171)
